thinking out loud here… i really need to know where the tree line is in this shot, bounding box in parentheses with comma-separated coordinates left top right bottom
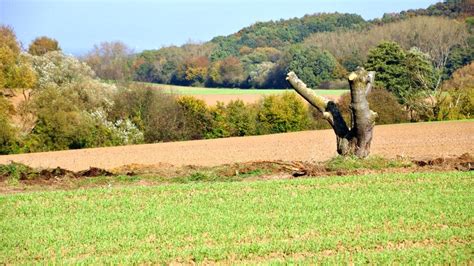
(81, 1, 473, 91)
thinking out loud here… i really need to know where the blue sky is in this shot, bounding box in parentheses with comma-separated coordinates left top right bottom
(1, 0, 439, 55)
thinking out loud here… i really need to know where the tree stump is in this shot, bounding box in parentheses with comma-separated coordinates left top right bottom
(286, 67, 376, 158)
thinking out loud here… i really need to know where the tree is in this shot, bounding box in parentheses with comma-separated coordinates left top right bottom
(108, 86, 189, 143)
(0, 25, 37, 92)
(305, 16, 468, 79)
(29, 51, 95, 90)
(402, 48, 438, 119)
(247, 61, 275, 88)
(436, 62, 474, 120)
(337, 87, 408, 125)
(365, 42, 436, 103)
(84, 41, 133, 80)
(132, 48, 183, 84)
(176, 96, 213, 139)
(175, 56, 209, 85)
(217, 13, 366, 50)
(0, 97, 18, 154)
(224, 100, 256, 136)
(207, 56, 245, 87)
(403, 48, 436, 92)
(364, 42, 407, 99)
(287, 68, 376, 158)
(23, 87, 94, 151)
(444, 17, 474, 78)
(285, 45, 338, 88)
(28, 36, 60, 56)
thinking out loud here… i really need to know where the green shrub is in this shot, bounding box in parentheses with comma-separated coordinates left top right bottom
(308, 107, 332, 130)
(256, 92, 312, 134)
(108, 85, 156, 131)
(368, 88, 408, 124)
(208, 100, 257, 138)
(436, 89, 474, 120)
(0, 115, 18, 154)
(22, 87, 142, 152)
(0, 97, 19, 154)
(0, 162, 34, 181)
(225, 100, 257, 136)
(207, 102, 229, 138)
(22, 88, 91, 152)
(435, 63, 474, 120)
(337, 87, 408, 125)
(326, 155, 413, 171)
(176, 96, 213, 140)
(285, 45, 339, 88)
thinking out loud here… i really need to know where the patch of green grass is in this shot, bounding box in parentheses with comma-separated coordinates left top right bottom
(0, 162, 35, 183)
(326, 155, 413, 171)
(157, 168, 268, 184)
(172, 171, 235, 183)
(74, 168, 268, 188)
(0, 171, 472, 264)
(422, 118, 474, 123)
(235, 168, 268, 178)
(139, 82, 348, 96)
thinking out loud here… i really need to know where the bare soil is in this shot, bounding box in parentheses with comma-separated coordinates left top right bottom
(195, 94, 265, 105)
(0, 121, 473, 172)
(0, 152, 471, 194)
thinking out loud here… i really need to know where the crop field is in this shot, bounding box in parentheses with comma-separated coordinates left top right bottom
(1, 171, 472, 264)
(141, 83, 347, 104)
(0, 116, 472, 265)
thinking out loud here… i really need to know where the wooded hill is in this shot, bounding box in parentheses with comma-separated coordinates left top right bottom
(90, 0, 472, 89)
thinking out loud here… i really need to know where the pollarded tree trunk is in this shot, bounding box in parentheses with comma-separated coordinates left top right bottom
(286, 67, 376, 158)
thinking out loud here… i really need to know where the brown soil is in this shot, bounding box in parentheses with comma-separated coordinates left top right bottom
(114, 153, 473, 179)
(194, 94, 265, 105)
(0, 121, 472, 172)
(0, 153, 471, 194)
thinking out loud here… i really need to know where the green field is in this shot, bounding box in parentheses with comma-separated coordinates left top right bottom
(140, 82, 348, 96)
(1, 171, 473, 264)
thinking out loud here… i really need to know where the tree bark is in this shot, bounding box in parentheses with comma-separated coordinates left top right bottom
(286, 67, 376, 158)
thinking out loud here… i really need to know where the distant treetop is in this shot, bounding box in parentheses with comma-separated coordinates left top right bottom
(28, 36, 61, 56)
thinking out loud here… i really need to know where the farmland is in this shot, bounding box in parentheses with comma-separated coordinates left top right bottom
(1, 171, 472, 264)
(145, 83, 348, 96)
(0, 121, 472, 263)
(0, 121, 472, 171)
(1, 0, 473, 264)
(142, 83, 347, 104)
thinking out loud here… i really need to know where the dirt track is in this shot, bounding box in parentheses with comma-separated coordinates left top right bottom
(0, 121, 473, 171)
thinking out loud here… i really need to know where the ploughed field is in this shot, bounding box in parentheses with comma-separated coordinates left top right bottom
(0, 121, 472, 171)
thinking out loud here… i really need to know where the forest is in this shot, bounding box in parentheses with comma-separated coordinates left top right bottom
(0, 0, 473, 154)
(121, 1, 473, 89)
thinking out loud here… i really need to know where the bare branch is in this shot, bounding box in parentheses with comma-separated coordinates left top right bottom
(286, 71, 333, 124)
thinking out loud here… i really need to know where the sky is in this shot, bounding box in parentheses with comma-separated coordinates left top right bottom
(1, 0, 440, 55)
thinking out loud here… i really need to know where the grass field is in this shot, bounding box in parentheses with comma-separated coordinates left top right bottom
(140, 82, 348, 96)
(1, 171, 472, 264)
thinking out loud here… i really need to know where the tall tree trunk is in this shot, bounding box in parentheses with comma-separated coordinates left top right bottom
(286, 67, 376, 158)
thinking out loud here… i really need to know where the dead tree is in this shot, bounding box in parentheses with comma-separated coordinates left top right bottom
(286, 67, 376, 158)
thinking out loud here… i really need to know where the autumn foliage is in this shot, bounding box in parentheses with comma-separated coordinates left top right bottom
(28, 36, 61, 56)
